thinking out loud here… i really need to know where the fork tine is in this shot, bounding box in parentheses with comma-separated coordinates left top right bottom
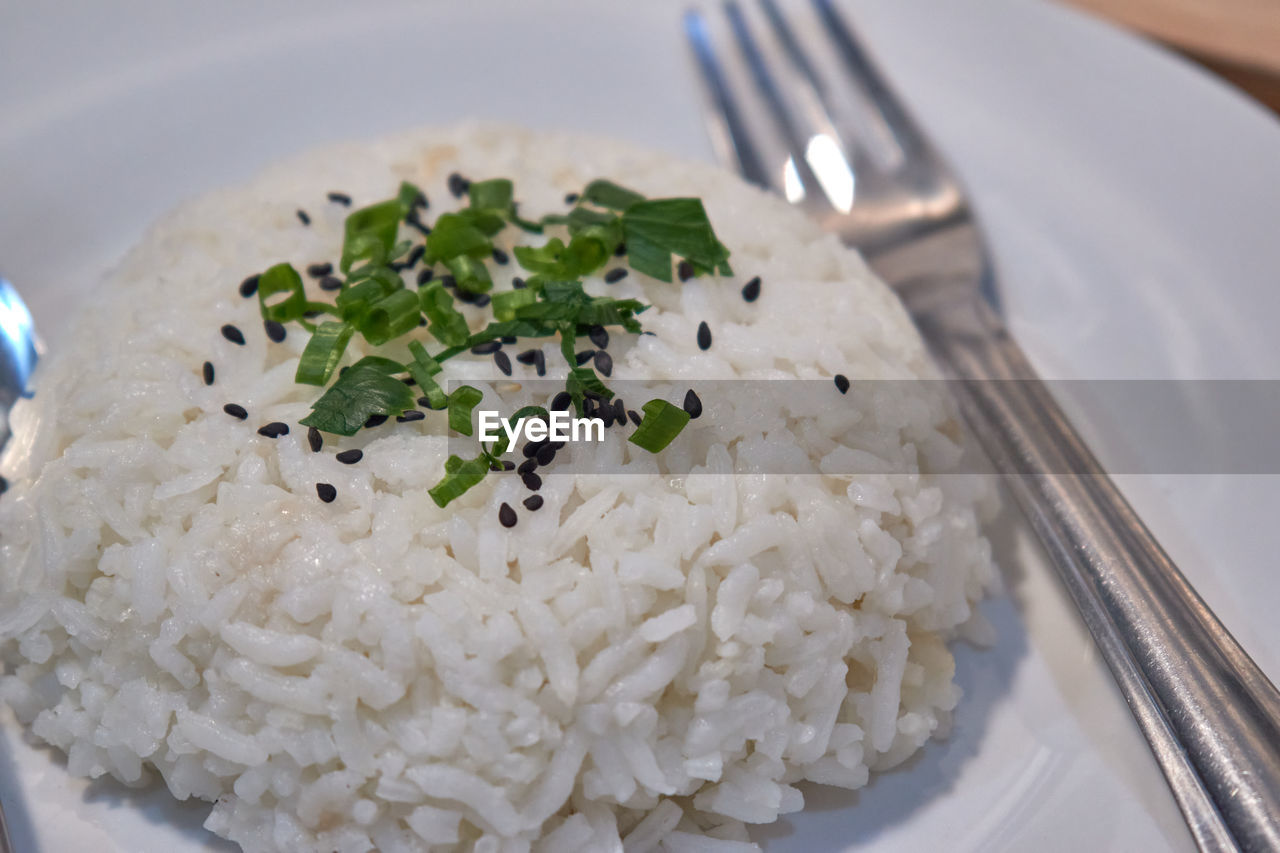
(683, 9, 772, 190)
(810, 0, 928, 156)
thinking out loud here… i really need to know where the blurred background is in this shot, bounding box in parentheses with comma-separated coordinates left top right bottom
(1064, 0, 1280, 113)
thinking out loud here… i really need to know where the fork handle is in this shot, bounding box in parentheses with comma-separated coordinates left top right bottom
(916, 293, 1280, 853)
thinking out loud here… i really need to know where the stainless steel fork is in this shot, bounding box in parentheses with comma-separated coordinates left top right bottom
(685, 2, 1280, 850)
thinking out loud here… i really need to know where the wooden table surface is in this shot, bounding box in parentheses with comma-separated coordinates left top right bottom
(1062, 0, 1280, 113)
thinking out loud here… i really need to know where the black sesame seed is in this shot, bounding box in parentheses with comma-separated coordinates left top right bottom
(583, 397, 596, 418)
(494, 351, 512, 376)
(612, 399, 626, 423)
(319, 275, 344, 291)
(696, 321, 712, 351)
(491, 247, 509, 265)
(677, 260, 695, 281)
(834, 374, 850, 395)
(512, 277, 526, 290)
(406, 213, 432, 237)
(296, 209, 311, 226)
(364, 414, 388, 428)
(258, 422, 289, 438)
(593, 350, 613, 377)
(564, 192, 580, 204)
(498, 502, 518, 527)
(0, 476, 8, 495)
(516, 349, 538, 365)
(588, 325, 609, 349)
(534, 351, 546, 376)
(474, 294, 491, 308)
(604, 268, 628, 284)
(419, 395, 446, 410)
(518, 458, 537, 476)
(523, 495, 544, 511)
(327, 192, 352, 207)
(239, 275, 260, 298)
(264, 320, 286, 343)
(628, 409, 642, 427)
(536, 445, 557, 467)
(614, 243, 627, 257)
(522, 471, 542, 491)
(223, 403, 248, 420)
(336, 449, 363, 465)
(397, 410, 426, 422)
(202, 361, 214, 385)
(551, 391, 572, 412)
(501, 335, 517, 345)
(742, 276, 762, 303)
(306, 262, 333, 279)
(471, 341, 502, 355)
(441, 275, 457, 289)
(447, 172, 471, 198)
(303, 309, 323, 319)
(221, 324, 246, 346)
(340, 366, 350, 377)
(316, 483, 337, 503)
(308, 427, 322, 452)
(575, 350, 594, 366)
(406, 245, 426, 265)
(683, 389, 703, 419)
(417, 268, 435, 286)
(523, 439, 546, 459)
(600, 405, 615, 428)
(499, 460, 516, 471)
(401, 375, 417, 385)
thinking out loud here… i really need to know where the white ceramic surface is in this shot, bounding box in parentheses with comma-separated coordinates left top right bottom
(2, 1, 1278, 850)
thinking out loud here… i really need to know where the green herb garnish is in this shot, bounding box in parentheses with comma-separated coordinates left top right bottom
(257, 175, 732, 505)
(628, 399, 692, 452)
(298, 357, 416, 436)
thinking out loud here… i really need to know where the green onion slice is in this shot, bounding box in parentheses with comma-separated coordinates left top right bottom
(295, 321, 354, 386)
(258, 263, 308, 323)
(407, 341, 447, 409)
(491, 288, 538, 321)
(420, 283, 471, 347)
(581, 179, 645, 211)
(341, 200, 402, 273)
(628, 398, 691, 452)
(428, 453, 490, 508)
(359, 289, 421, 346)
(447, 385, 483, 436)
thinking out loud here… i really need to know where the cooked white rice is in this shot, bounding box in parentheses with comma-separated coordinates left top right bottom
(0, 123, 998, 852)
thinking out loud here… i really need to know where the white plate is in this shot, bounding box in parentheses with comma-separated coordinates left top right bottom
(2, 1, 1279, 850)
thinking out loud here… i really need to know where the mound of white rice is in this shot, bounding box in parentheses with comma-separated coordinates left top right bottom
(0, 123, 997, 852)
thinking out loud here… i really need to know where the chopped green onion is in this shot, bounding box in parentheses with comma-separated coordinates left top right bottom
(491, 288, 538, 321)
(397, 181, 425, 211)
(428, 453, 490, 508)
(581, 179, 645, 211)
(295, 321, 354, 386)
(628, 398, 691, 452)
(300, 356, 416, 436)
(341, 200, 403, 273)
(447, 385, 483, 436)
(445, 255, 493, 294)
(258, 263, 308, 323)
(359, 288, 421, 346)
(407, 341, 447, 409)
(468, 178, 513, 212)
(427, 213, 491, 261)
(420, 283, 471, 347)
